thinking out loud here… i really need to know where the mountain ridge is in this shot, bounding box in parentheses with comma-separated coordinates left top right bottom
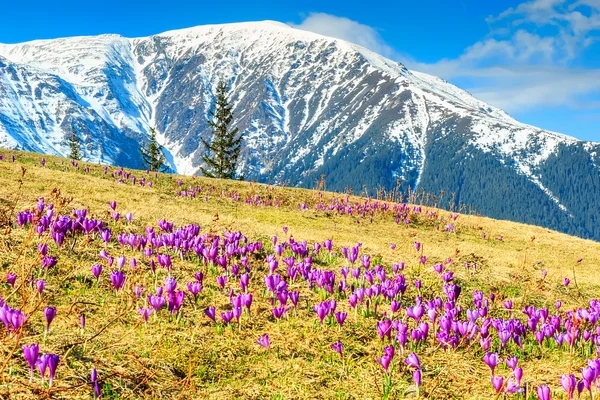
(0, 20, 599, 240)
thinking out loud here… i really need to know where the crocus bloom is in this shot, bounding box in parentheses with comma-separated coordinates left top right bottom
(484, 352, 500, 375)
(187, 282, 203, 301)
(376, 345, 394, 373)
(505, 356, 518, 370)
(564, 278, 571, 287)
(6, 273, 17, 287)
(133, 286, 145, 298)
(164, 277, 177, 293)
(331, 341, 343, 356)
(561, 374, 576, 399)
(23, 344, 39, 382)
(216, 275, 227, 289)
(36, 280, 45, 294)
(335, 312, 347, 328)
(491, 375, 504, 393)
(45, 306, 57, 330)
(537, 384, 550, 400)
(138, 307, 152, 323)
(110, 270, 125, 294)
(167, 291, 185, 315)
(36, 354, 49, 384)
(404, 352, 421, 370)
(47, 354, 59, 387)
(258, 334, 270, 349)
(413, 369, 422, 387)
(204, 307, 216, 321)
(91, 367, 101, 398)
(116, 256, 126, 269)
(81, 314, 86, 331)
(582, 366, 596, 390)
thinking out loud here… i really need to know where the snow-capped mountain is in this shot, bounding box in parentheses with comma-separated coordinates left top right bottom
(1, 21, 599, 240)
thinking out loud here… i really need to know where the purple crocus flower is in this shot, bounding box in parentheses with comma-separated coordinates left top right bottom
(148, 294, 166, 313)
(80, 314, 85, 331)
(564, 278, 571, 287)
(110, 270, 125, 294)
(109, 201, 117, 210)
(164, 277, 177, 293)
(258, 334, 270, 349)
(376, 345, 394, 373)
(289, 292, 299, 308)
(582, 365, 596, 391)
(6, 273, 17, 287)
(216, 275, 227, 289)
(36, 354, 49, 384)
(272, 306, 287, 319)
(335, 312, 347, 328)
(221, 311, 234, 324)
(331, 341, 343, 356)
(23, 344, 39, 382)
(313, 303, 328, 324)
(404, 352, 421, 370)
(239, 274, 250, 292)
(138, 307, 152, 323)
(491, 375, 504, 393)
(92, 264, 103, 280)
(35, 279, 45, 294)
(413, 369, 422, 388)
(187, 282, 203, 301)
(537, 384, 550, 400)
(167, 291, 185, 315)
(45, 306, 57, 330)
(47, 354, 59, 387)
(38, 243, 48, 256)
(116, 256, 126, 269)
(100, 229, 111, 243)
(561, 374, 576, 399)
(204, 306, 216, 321)
(484, 352, 500, 375)
(505, 356, 518, 370)
(91, 367, 101, 398)
(133, 285, 145, 298)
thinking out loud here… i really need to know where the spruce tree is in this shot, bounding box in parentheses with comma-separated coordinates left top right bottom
(67, 126, 82, 161)
(200, 81, 243, 180)
(140, 127, 168, 172)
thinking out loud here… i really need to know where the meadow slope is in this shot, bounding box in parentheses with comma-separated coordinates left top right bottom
(0, 149, 598, 399)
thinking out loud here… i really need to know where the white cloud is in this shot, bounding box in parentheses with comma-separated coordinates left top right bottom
(290, 13, 397, 58)
(292, 6, 600, 113)
(405, 0, 600, 111)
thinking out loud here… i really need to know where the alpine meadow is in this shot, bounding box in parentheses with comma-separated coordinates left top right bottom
(0, 7, 599, 400)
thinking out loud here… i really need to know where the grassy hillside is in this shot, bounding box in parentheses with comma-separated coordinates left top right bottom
(0, 149, 599, 399)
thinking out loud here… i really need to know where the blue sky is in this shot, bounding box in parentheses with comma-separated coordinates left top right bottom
(1, 0, 599, 142)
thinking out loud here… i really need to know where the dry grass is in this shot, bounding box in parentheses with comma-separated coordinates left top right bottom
(0, 149, 597, 399)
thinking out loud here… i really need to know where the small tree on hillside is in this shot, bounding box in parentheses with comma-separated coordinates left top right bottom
(140, 127, 168, 172)
(200, 80, 243, 180)
(67, 126, 82, 161)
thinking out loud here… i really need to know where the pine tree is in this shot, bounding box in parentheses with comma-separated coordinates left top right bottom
(140, 127, 168, 172)
(200, 80, 243, 180)
(67, 126, 82, 161)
